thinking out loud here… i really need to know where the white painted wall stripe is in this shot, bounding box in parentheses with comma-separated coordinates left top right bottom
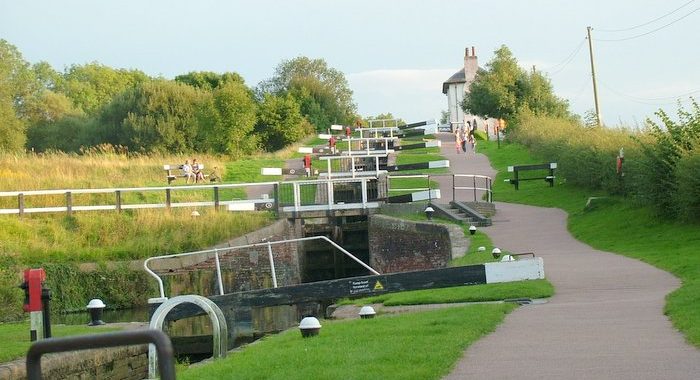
(298, 147, 313, 153)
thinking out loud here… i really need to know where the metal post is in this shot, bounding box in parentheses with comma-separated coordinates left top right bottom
(273, 183, 280, 216)
(18, 193, 24, 217)
(473, 176, 477, 201)
(327, 180, 334, 207)
(267, 242, 278, 288)
(115, 190, 122, 213)
(293, 183, 301, 211)
(427, 175, 431, 203)
(452, 175, 455, 202)
(214, 250, 224, 295)
(351, 157, 356, 178)
(327, 160, 332, 180)
(375, 156, 380, 177)
(361, 179, 368, 207)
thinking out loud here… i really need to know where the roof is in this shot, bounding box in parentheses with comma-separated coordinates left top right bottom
(442, 69, 466, 94)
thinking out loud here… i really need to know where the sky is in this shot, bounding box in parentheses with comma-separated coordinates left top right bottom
(2, 0, 699, 126)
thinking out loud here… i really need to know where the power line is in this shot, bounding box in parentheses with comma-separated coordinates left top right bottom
(596, 7, 700, 42)
(600, 80, 700, 105)
(596, 0, 695, 32)
(543, 38, 586, 76)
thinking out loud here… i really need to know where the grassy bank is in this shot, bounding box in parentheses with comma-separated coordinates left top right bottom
(179, 304, 515, 380)
(480, 139, 700, 347)
(0, 323, 120, 363)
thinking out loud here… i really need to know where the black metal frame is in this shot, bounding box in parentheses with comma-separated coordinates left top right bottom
(26, 329, 175, 380)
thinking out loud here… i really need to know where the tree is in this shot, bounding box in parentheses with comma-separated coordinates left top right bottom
(61, 63, 150, 115)
(256, 94, 312, 151)
(364, 113, 406, 127)
(258, 56, 356, 131)
(462, 45, 569, 124)
(0, 39, 33, 150)
(175, 71, 245, 90)
(96, 80, 204, 153)
(196, 80, 259, 156)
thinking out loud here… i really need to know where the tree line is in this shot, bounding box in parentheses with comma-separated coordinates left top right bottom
(0, 39, 358, 156)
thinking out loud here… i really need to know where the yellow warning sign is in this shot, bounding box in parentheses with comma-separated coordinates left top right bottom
(373, 280, 384, 290)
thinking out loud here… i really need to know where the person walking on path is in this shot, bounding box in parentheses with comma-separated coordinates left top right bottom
(455, 129, 463, 153)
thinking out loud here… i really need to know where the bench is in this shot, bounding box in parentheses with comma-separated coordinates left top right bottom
(164, 164, 209, 184)
(506, 163, 557, 190)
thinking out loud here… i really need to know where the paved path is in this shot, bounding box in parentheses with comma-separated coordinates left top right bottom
(434, 133, 700, 379)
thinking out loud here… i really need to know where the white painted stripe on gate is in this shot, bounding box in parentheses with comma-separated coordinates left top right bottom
(298, 147, 313, 154)
(261, 168, 283, 176)
(484, 257, 545, 284)
(428, 160, 450, 169)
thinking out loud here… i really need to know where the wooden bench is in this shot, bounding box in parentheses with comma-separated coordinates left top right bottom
(164, 164, 209, 184)
(506, 163, 557, 190)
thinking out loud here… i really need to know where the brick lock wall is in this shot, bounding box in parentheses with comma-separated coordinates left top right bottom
(368, 215, 454, 273)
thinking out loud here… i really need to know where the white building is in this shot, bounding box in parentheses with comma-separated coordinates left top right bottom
(442, 47, 480, 132)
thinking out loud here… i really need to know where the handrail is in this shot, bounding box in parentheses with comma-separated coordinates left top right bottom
(387, 173, 493, 203)
(26, 330, 175, 380)
(144, 235, 380, 300)
(0, 182, 279, 197)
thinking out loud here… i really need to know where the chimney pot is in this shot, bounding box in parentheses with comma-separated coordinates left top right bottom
(465, 47, 469, 57)
(471, 46, 476, 57)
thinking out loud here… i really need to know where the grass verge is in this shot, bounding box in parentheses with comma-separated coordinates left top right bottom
(179, 304, 515, 380)
(0, 323, 120, 363)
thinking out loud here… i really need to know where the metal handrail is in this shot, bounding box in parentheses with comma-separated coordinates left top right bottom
(144, 235, 380, 300)
(386, 173, 493, 203)
(26, 330, 175, 380)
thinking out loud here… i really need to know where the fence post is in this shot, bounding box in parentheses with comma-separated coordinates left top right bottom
(273, 183, 280, 216)
(452, 175, 455, 202)
(473, 176, 477, 202)
(18, 193, 24, 217)
(213, 186, 220, 210)
(165, 189, 171, 210)
(65, 192, 72, 216)
(115, 190, 122, 213)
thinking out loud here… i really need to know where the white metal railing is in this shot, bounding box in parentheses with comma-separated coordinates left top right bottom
(387, 174, 493, 202)
(318, 155, 387, 179)
(278, 176, 380, 212)
(143, 236, 380, 300)
(0, 182, 279, 216)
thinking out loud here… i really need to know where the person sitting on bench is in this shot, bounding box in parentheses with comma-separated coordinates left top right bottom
(182, 160, 195, 184)
(192, 159, 205, 183)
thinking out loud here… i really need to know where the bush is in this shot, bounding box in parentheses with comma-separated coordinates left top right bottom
(675, 149, 700, 221)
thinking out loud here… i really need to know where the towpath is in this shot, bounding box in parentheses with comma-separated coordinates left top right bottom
(435, 133, 700, 379)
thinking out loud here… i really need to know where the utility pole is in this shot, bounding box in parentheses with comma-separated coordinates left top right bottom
(587, 26, 602, 127)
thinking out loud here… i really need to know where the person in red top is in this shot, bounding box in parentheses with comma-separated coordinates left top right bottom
(345, 126, 351, 139)
(303, 154, 312, 177)
(329, 135, 337, 154)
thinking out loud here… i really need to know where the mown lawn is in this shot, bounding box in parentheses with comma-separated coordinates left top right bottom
(0, 322, 120, 363)
(179, 304, 515, 380)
